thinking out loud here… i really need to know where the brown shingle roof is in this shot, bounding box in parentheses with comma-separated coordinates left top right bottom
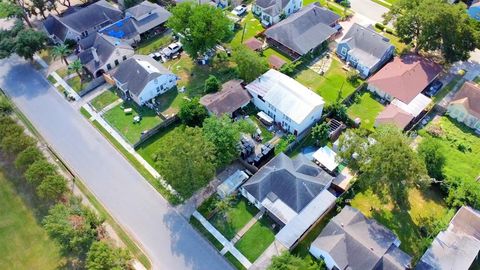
(268, 55, 286, 70)
(449, 81, 480, 119)
(368, 55, 442, 103)
(199, 80, 251, 116)
(375, 104, 413, 130)
(244, 38, 263, 51)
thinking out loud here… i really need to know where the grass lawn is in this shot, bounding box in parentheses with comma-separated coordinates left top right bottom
(135, 122, 180, 168)
(303, 0, 352, 16)
(418, 116, 480, 182)
(90, 88, 120, 111)
(103, 101, 163, 144)
(294, 58, 360, 105)
(190, 218, 224, 251)
(38, 49, 53, 64)
(155, 88, 185, 114)
(262, 47, 292, 63)
(235, 216, 275, 262)
(210, 199, 259, 240)
(432, 75, 462, 103)
(252, 117, 274, 143)
(0, 171, 63, 270)
(229, 12, 264, 47)
(55, 66, 69, 79)
(66, 76, 91, 93)
(373, 28, 408, 53)
(47, 75, 56, 84)
(225, 252, 247, 270)
(136, 32, 174, 55)
(347, 91, 384, 130)
(351, 187, 452, 260)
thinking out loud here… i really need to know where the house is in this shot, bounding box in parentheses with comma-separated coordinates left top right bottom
(375, 104, 414, 130)
(309, 206, 412, 270)
(111, 55, 177, 106)
(468, 1, 480, 21)
(416, 206, 480, 270)
(245, 69, 324, 135)
(100, 1, 171, 44)
(240, 153, 336, 249)
(252, 0, 303, 26)
(264, 3, 340, 59)
(43, 0, 123, 43)
(336, 23, 394, 78)
(199, 80, 252, 117)
(447, 81, 480, 131)
(78, 33, 134, 78)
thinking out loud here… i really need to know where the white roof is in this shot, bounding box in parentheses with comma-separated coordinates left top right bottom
(313, 146, 339, 172)
(262, 196, 298, 225)
(391, 93, 431, 117)
(276, 189, 336, 249)
(246, 69, 325, 124)
(216, 170, 249, 199)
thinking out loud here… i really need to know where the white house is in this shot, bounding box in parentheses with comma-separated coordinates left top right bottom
(447, 81, 480, 131)
(112, 55, 177, 106)
(252, 0, 302, 26)
(245, 69, 324, 135)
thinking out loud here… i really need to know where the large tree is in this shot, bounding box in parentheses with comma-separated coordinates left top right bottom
(167, 2, 232, 58)
(178, 97, 208, 127)
(417, 137, 445, 181)
(52, 44, 71, 65)
(268, 252, 323, 270)
(338, 125, 429, 206)
(384, 0, 479, 63)
(232, 45, 269, 83)
(0, 22, 47, 60)
(86, 241, 131, 270)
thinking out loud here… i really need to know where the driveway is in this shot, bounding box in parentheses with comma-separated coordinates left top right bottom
(349, 0, 389, 24)
(0, 56, 233, 270)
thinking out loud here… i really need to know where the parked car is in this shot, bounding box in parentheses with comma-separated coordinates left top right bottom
(425, 80, 444, 97)
(161, 42, 182, 58)
(231, 4, 247, 16)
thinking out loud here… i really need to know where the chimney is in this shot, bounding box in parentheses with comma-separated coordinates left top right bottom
(92, 48, 99, 63)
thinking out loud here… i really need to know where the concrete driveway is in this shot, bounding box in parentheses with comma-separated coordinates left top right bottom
(0, 56, 233, 270)
(349, 0, 389, 24)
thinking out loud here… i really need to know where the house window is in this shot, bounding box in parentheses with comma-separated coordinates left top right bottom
(106, 64, 112, 70)
(114, 59, 119, 66)
(341, 47, 347, 56)
(122, 55, 127, 61)
(157, 86, 161, 93)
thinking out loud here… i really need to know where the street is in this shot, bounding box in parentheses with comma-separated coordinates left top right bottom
(0, 56, 233, 270)
(349, 0, 389, 24)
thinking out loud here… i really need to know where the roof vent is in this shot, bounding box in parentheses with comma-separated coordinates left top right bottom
(340, 223, 344, 227)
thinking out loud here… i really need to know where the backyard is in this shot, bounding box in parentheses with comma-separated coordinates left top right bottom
(135, 122, 180, 168)
(135, 32, 174, 55)
(229, 12, 264, 47)
(103, 100, 163, 144)
(234, 216, 276, 262)
(0, 171, 63, 270)
(90, 87, 120, 111)
(347, 91, 385, 130)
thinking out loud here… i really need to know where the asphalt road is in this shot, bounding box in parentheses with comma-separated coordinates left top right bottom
(0, 56, 233, 270)
(349, 0, 389, 24)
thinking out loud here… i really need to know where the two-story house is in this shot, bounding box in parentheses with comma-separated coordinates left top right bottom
(252, 0, 302, 26)
(447, 81, 480, 132)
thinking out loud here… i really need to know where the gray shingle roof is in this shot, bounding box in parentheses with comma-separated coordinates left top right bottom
(311, 206, 412, 270)
(79, 34, 132, 74)
(242, 153, 333, 213)
(339, 23, 393, 68)
(43, 15, 69, 41)
(125, 1, 171, 34)
(113, 54, 173, 97)
(256, 0, 291, 17)
(100, 18, 139, 40)
(265, 3, 339, 55)
(199, 80, 251, 116)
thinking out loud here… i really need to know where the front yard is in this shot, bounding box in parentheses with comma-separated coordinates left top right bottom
(67, 76, 91, 93)
(347, 91, 385, 130)
(103, 101, 163, 144)
(90, 87, 120, 111)
(234, 216, 276, 262)
(210, 199, 259, 240)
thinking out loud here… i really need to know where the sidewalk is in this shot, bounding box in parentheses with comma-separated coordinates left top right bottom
(192, 211, 252, 269)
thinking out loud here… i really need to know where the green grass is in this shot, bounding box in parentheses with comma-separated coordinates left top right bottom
(0, 171, 63, 270)
(103, 101, 163, 144)
(303, 0, 352, 16)
(47, 75, 56, 84)
(190, 218, 224, 251)
(136, 33, 174, 55)
(419, 116, 480, 182)
(229, 12, 264, 47)
(370, 0, 392, 9)
(90, 88, 120, 111)
(235, 217, 275, 262)
(294, 58, 360, 105)
(432, 76, 461, 103)
(210, 199, 259, 240)
(225, 252, 247, 270)
(262, 47, 292, 63)
(351, 187, 452, 260)
(347, 91, 384, 130)
(373, 27, 408, 53)
(80, 107, 92, 119)
(55, 66, 69, 79)
(252, 117, 274, 143)
(66, 76, 85, 93)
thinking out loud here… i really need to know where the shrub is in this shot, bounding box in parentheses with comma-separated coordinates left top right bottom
(0, 133, 36, 154)
(86, 241, 132, 270)
(0, 95, 12, 115)
(36, 174, 68, 201)
(375, 23, 385, 31)
(178, 98, 208, 127)
(204, 75, 220, 93)
(24, 159, 57, 186)
(15, 146, 44, 171)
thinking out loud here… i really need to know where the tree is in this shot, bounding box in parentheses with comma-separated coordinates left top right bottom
(36, 174, 68, 200)
(268, 252, 323, 270)
(384, 0, 480, 63)
(0, 133, 35, 154)
(24, 159, 57, 186)
(444, 177, 480, 209)
(167, 2, 232, 58)
(178, 98, 208, 127)
(0, 1, 32, 27)
(326, 101, 349, 122)
(204, 75, 220, 94)
(15, 146, 43, 171)
(0, 95, 12, 115)
(214, 195, 234, 223)
(232, 45, 269, 83)
(417, 137, 445, 181)
(311, 122, 329, 146)
(69, 59, 83, 79)
(338, 125, 429, 207)
(153, 126, 216, 197)
(86, 241, 131, 270)
(14, 27, 47, 60)
(52, 44, 71, 65)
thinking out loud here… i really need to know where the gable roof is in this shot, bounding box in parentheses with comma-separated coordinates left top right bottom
(255, 0, 291, 17)
(245, 69, 324, 124)
(265, 3, 339, 56)
(199, 80, 251, 116)
(368, 55, 442, 103)
(339, 23, 393, 68)
(127, 1, 171, 34)
(449, 81, 480, 119)
(311, 206, 412, 270)
(242, 153, 333, 213)
(375, 104, 413, 130)
(100, 17, 139, 40)
(113, 54, 173, 97)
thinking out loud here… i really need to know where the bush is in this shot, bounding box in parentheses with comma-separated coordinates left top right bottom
(417, 138, 445, 180)
(0, 133, 36, 154)
(15, 146, 44, 171)
(178, 98, 208, 127)
(204, 75, 220, 94)
(36, 174, 68, 201)
(444, 177, 480, 209)
(375, 23, 385, 31)
(86, 241, 132, 270)
(0, 95, 12, 115)
(24, 159, 57, 186)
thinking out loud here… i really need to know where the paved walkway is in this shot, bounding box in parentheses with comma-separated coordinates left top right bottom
(99, 98, 123, 114)
(250, 241, 287, 270)
(192, 211, 252, 269)
(232, 211, 263, 244)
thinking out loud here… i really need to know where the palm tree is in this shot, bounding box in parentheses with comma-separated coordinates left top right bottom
(52, 44, 71, 65)
(69, 59, 84, 87)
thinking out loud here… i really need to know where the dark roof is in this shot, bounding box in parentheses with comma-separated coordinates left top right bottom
(243, 153, 333, 213)
(265, 3, 339, 56)
(368, 54, 442, 103)
(126, 1, 157, 19)
(255, 0, 291, 17)
(311, 206, 412, 270)
(126, 1, 171, 34)
(43, 15, 69, 41)
(79, 34, 132, 74)
(113, 55, 173, 97)
(100, 17, 139, 40)
(449, 81, 480, 119)
(199, 80, 251, 116)
(339, 23, 393, 68)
